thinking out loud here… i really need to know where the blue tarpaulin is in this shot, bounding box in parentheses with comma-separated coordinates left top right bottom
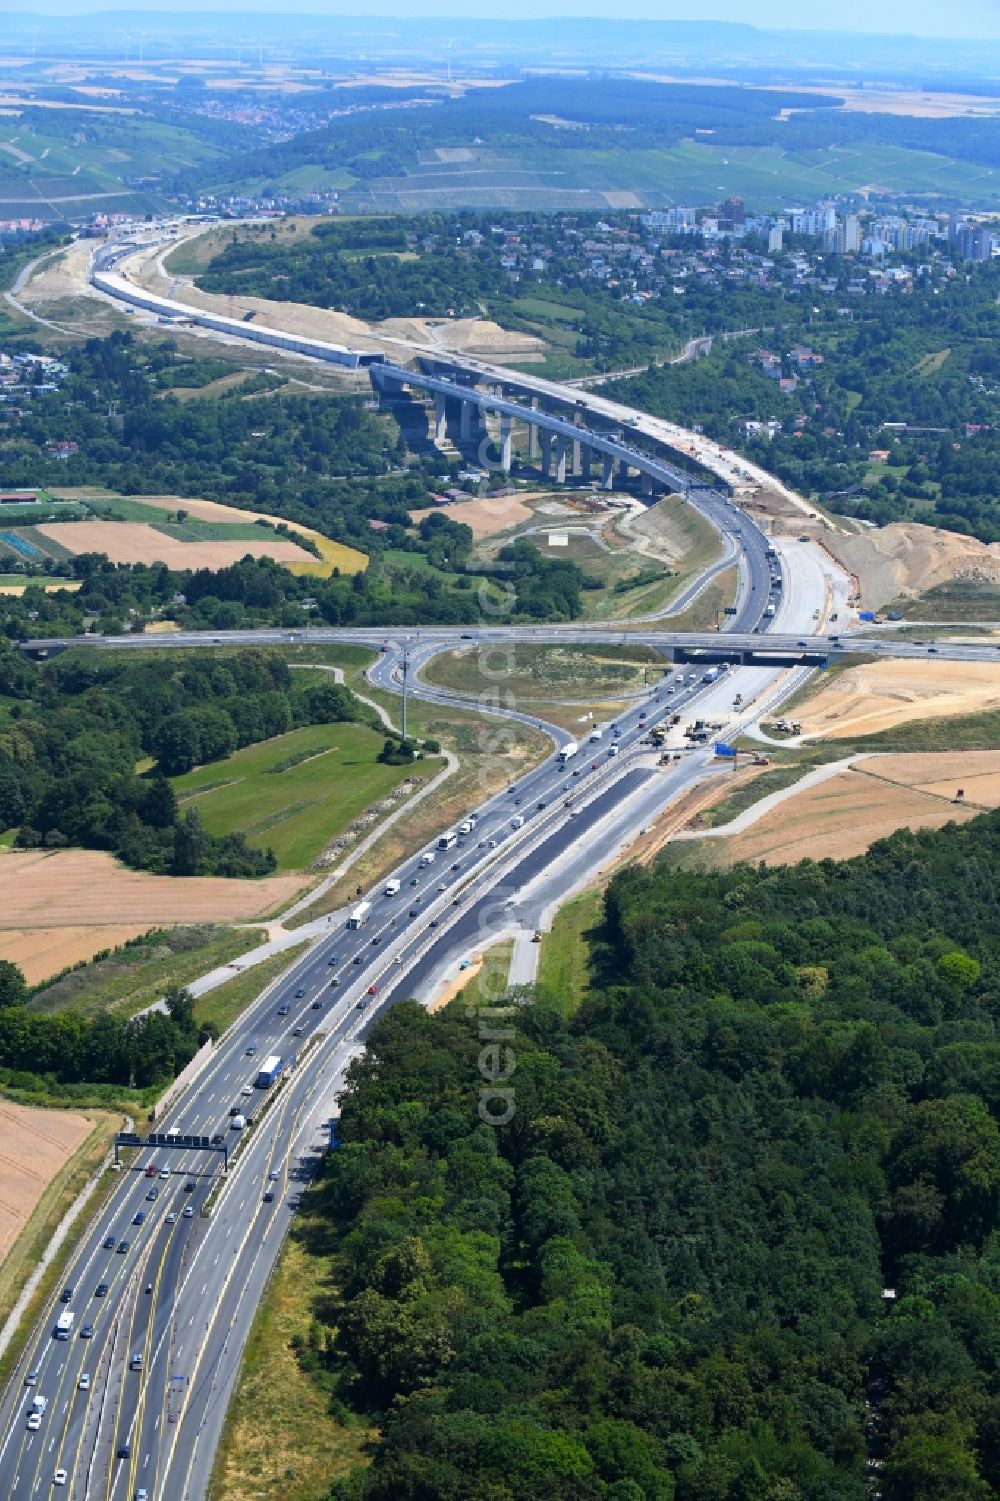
(715, 742, 738, 758)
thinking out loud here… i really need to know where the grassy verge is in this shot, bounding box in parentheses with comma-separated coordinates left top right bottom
(888, 581, 1000, 621)
(207, 1230, 371, 1501)
(422, 642, 664, 701)
(194, 943, 312, 1037)
(661, 565, 739, 632)
(28, 926, 266, 1020)
(448, 939, 515, 1012)
(0, 1112, 122, 1392)
(536, 887, 605, 1016)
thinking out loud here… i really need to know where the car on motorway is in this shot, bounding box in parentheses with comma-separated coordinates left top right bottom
(245, 1045, 256, 1056)
(371, 934, 380, 945)
(263, 1189, 275, 1203)
(25, 1369, 38, 1386)
(132, 1211, 145, 1226)
(352, 954, 363, 965)
(184, 1179, 195, 1192)
(410, 876, 419, 886)
(367, 984, 378, 996)
(117, 1240, 129, 1254)
(242, 1083, 254, 1096)
(103, 1235, 115, 1250)
(430, 918, 440, 928)
(80, 1323, 94, 1338)
(184, 1204, 194, 1217)
(166, 1211, 177, 1224)
(409, 908, 419, 918)
(26, 1411, 41, 1431)
(146, 1187, 157, 1201)
(78, 1373, 90, 1391)
(117, 1442, 130, 1459)
(292, 1025, 304, 1036)
(295, 986, 306, 997)
(269, 1169, 280, 1181)
(60, 1285, 73, 1303)
(95, 1282, 108, 1297)
(537, 801, 547, 810)
(277, 1004, 289, 1016)
(53, 1469, 67, 1486)
(159, 1168, 169, 1179)
(145, 1163, 157, 1178)
(311, 998, 322, 1009)
(451, 861, 461, 870)
(136, 1490, 148, 1501)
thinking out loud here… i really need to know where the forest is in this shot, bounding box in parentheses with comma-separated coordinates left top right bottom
(0, 639, 376, 875)
(299, 810, 1000, 1500)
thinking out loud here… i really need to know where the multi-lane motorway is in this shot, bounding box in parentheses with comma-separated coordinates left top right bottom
(0, 226, 973, 1501)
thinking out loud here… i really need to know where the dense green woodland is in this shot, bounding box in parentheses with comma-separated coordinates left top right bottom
(0, 981, 202, 1100)
(303, 812, 1000, 1500)
(0, 639, 373, 875)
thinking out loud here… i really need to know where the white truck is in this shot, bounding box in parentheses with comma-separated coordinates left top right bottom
(702, 667, 722, 684)
(589, 727, 604, 742)
(558, 741, 579, 764)
(384, 879, 401, 897)
(437, 832, 458, 851)
(347, 900, 371, 929)
(418, 852, 436, 869)
(54, 1311, 73, 1340)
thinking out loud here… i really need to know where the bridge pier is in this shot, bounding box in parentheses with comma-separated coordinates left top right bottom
(434, 392, 447, 444)
(555, 435, 567, 485)
(459, 397, 473, 442)
(540, 430, 553, 479)
(500, 414, 514, 473)
(581, 445, 592, 483)
(641, 471, 654, 497)
(529, 399, 540, 460)
(602, 453, 614, 490)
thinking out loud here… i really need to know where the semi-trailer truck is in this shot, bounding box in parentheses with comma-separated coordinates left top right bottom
(347, 900, 371, 929)
(437, 832, 458, 851)
(589, 727, 604, 742)
(559, 741, 579, 763)
(703, 667, 722, 683)
(255, 1054, 282, 1088)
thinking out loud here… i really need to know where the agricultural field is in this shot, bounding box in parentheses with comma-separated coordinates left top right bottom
(37, 518, 315, 571)
(0, 1100, 94, 1267)
(172, 721, 443, 871)
(683, 751, 1000, 868)
(0, 848, 304, 931)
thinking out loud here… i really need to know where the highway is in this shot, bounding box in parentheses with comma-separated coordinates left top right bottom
(0, 225, 955, 1501)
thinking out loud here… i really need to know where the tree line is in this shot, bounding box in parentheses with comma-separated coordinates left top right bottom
(0, 641, 376, 876)
(294, 808, 1000, 1500)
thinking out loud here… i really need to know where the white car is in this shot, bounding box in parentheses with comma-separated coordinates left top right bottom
(78, 1373, 90, 1391)
(26, 1411, 41, 1431)
(53, 1471, 67, 1486)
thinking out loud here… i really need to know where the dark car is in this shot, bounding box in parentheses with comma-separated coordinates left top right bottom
(103, 1235, 115, 1251)
(132, 1212, 145, 1227)
(117, 1442, 130, 1460)
(277, 1004, 289, 1016)
(352, 955, 363, 965)
(60, 1286, 73, 1303)
(327, 956, 338, 966)
(117, 1241, 129, 1254)
(184, 1180, 195, 1192)
(370, 935, 380, 946)
(294, 987, 305, 998)
(95, 1283, 109, 1297)
(409, 908, 419, 918)
(80, 1323, 94, 1339)
(451, 861, 461, 871)
(311, 999, 322, 1009)
(537, 801, 547, 810)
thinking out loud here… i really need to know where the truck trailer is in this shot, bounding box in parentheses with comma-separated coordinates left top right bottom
(255, 1055, 283, 1089)
(347, 900, 371, 929)
(558, 741, 579, 763)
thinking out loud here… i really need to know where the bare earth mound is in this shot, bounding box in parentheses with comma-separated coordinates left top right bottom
(826, 522, 1000, 611)
(0, 850, 305, 927)
(410, 493, 535, 539)
(797, 659, 1000, 739)
(37, 520, 313, 570)
(0, 1102, 92, 1264)
(709, 751, 1000, 867)
(0, 925, 152, 985)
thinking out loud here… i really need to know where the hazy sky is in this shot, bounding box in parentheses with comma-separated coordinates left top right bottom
(16, 0, 1000, 36)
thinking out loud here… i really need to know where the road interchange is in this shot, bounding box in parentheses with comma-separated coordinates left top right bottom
(0, 227, 978, 1501)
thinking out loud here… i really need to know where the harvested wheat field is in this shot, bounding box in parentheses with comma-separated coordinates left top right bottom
(410, 493, 534, 539)
(797, 659, 1000, 740)
(706, 751, 1000, 867)
(37, 520, 313, 570)
(51, 491, 367, 577)
(0, 925, 152, 986)
(0, 850, 306, 928)
(0, 1102, 92, 1264)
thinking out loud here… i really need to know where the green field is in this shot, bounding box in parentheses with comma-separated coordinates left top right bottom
(172, 722, 442, 870)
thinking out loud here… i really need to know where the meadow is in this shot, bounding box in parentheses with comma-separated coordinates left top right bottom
(172, 721, 442, 870)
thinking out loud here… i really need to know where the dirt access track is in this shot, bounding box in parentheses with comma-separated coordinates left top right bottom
(0, 1101, 93, 1267)
(698, 751, 1000, 867)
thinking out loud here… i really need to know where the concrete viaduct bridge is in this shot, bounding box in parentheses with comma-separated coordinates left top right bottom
(371, 360, 725, 498)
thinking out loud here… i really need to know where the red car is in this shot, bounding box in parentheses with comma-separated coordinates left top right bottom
(367, 984, 378, 996)
(591, 762, 600, 770)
